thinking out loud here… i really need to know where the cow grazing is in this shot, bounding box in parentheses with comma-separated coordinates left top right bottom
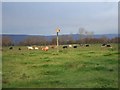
(101, 44, 106, 47)
(18, 48, 21, 50)
(106, 44, 111, 47)
(34, 47, 39, 50)
(68, 45, 72, 48)
(42, 46, 49, 51)
(106, 44, 113, 49)
(27, 46, 33, 50)
(63, 46, 68, 49)
(85, 44, 89, 47)
(73, 46, 77, 48)
(9, 47, 13, 50)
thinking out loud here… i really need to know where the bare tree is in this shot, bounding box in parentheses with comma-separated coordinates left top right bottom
(18, 36, 48, 46)
(2, 36, 13, 46)
(110, 37, 119, 43)
(99, 35, 109, 44)
(59, 34, 74, 45)
(78, 27, 94, 44)
(51, 37, 57, 45)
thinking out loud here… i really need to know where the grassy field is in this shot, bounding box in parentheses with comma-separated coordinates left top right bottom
(2, 44, 119, 88)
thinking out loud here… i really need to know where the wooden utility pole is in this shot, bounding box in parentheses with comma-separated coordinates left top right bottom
(56, 28, 60, 52)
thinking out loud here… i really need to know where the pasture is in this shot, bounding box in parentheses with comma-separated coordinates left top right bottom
(2, 44, 119, 88)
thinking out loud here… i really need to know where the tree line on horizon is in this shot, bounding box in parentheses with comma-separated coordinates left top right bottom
(1, 35, 120, 46)
(2, 27, 119, 46)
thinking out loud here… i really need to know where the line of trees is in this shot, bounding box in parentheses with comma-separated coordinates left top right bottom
(2, 35, 120, 46)
(2, 36, 14, 46)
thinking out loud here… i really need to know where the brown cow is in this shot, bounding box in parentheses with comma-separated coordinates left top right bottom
(42, 46, 49, 51)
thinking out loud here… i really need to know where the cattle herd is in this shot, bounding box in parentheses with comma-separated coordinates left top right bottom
(101, 43, 112, 48)
(8, 43, 112, 51)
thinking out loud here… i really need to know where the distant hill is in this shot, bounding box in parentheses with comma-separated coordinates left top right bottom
(70, 34, 118, 40)
(2, 34, 28, 43)
(2, 34, 118, 43)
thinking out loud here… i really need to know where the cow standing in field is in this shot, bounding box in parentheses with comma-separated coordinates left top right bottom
(101, 44, 112, 48)
(106, 44, 112, 48)
(34, 47, 39, 50)
(9, 47, 13, 50)
(101, 44, 107, 47)
(63, 46, 68, 49)
(69, 45, 72, 48)
(42, 46, 49, 51)
(102, 44, 106, 46)
(73, 46, 77, 48)
(27, 46, 33, 50)
(18, 48, 21, 50)
(85, 44, 89, 47)
(106, 44, 111, 47)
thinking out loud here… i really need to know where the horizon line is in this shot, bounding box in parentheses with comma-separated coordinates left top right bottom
(1, 33, 119, 36)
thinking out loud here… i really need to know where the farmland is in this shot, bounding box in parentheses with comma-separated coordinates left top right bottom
(2, 44, 119, 88)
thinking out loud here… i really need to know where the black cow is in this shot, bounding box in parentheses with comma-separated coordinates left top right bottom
(106, 44, 111, 47)
(102, 44, 106, 47)
(63, 46, 68, 49)
(9, 47, 13, 50)
(73, 46, 77, 48)
(85, 44, 89, 47)
(18, 48, 21, 50)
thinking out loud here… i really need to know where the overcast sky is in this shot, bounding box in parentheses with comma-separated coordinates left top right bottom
(2, 2, 118, 35)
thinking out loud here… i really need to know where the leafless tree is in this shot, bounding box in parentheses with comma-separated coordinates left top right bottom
(51, 37, 57, 45)
(59, 34, 74, 45)
(19, 36, 48, 46)
(2, 36, 13, 46)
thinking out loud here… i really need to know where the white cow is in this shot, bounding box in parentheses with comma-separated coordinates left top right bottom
(69, 45, 72, 48)
(34, 47, 39, 50)
(27, 46, 33, 50)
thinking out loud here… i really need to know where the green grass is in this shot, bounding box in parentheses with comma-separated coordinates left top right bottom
(2, 44, 119, 88)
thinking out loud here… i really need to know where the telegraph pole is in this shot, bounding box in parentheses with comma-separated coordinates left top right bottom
(56, 28, 60, 52)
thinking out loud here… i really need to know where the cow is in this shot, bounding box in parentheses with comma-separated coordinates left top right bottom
(34, 47, 39, 50)
(63, 46, 68, 49)
(42, 46, 49, 51)
(27, 46, 33, 50)
(105, 44, 113, 49)
(73, 46, 77, 48)
(85, 44, 89, 47)
(18, 48, 21, 50)
(9, 47, 13, 50)
(101, 44, 106, 47)
(106, 44, 111, 47)
(68, 45, 72, 48)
